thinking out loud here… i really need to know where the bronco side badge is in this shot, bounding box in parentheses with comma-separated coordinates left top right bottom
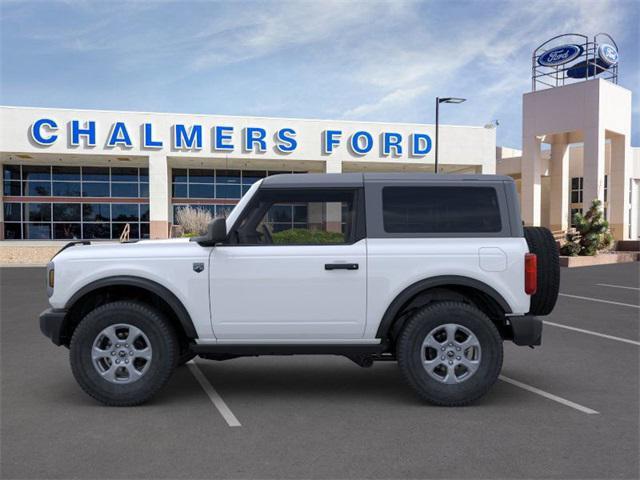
(193, 262, 205, 273)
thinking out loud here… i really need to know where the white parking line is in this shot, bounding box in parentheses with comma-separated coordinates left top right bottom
(596, 283, 640, 291)
(499, 375, 599, 415)
(544, 320, 640, 346)
(559, 293, 640, 309)
(187, 360, 241, 427)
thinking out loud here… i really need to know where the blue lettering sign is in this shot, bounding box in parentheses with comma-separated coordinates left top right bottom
(350, 131, 373, 155)
(323, 130, 342, 154)
(143, 123, 163, 148)
(173, 124, 202, 150)
(214, 126, 234, 151)
(275, 128, 297, 153)
(107, 122, 132, 148)
(30, 118, 58, 145)
(411, 133, 432, 156)
(382, 132, 403, 156)
(71, 120, 96, 147)
(244, 127, 267, 152)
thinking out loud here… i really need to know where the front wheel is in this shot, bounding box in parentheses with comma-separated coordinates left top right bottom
(69, 301, 179, 406)
(397, 301, 503, 406)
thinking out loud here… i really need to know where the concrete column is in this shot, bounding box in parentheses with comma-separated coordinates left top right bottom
(582, 126, 605, 212)
(521, 135, 543, 226)
(549, 135, 570, 232)
(324, 159, 343, 232)
(148, 153, 170, 239)
(609, 134, 631, 240)
(325, 159, 342, 174)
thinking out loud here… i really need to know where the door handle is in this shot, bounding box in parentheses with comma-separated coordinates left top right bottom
(325, 263, 359, 271)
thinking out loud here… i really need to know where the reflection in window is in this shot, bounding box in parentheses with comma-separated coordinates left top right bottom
(53, 204, 81, 221)
(52, 182, 81, 197)
(245, 191, 353, 245)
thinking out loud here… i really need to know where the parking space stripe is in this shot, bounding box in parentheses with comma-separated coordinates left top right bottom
(559, 293, 640, 309)
(596, 283, 640, 291)
(499, 375, 599, 415)
(187, 361, 241, 427)
(544, 320, 640, 346)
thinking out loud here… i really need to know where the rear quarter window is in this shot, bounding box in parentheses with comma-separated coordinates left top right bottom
(382, 186, 502, 234)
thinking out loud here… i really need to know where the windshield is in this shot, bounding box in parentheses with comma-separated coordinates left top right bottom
(224, 179, 262, 232)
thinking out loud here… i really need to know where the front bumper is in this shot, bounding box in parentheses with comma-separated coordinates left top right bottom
(39, 308, 68, 346)
(508, 315, 542, 346)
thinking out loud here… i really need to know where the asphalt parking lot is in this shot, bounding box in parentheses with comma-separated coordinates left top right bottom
(1, 263, 639, 479)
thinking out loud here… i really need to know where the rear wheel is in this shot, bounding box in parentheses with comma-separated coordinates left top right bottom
(70, 301, 179, 406)
(524, 226, 560, 315)
(397, 301, 503, 406)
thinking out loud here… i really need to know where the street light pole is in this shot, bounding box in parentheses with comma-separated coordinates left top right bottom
(435, 97, 440, 174)
(434, 96, 467, 174)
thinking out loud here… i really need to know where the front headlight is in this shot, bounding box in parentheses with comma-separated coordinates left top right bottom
(47, 262, 54, 297)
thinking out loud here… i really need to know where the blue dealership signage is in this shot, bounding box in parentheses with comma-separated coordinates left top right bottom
(598, 43, 618, 66)
(537, 44, 583, 67)
(29, 118, 433, 158)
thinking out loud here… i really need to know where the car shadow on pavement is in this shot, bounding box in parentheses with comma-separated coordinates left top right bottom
(189, 357, 520, 409)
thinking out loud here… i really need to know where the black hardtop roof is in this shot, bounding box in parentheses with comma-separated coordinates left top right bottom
(260, 172, 513, 189)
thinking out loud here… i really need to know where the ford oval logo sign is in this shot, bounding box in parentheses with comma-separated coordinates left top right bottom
(538, 44, 583, 67)
(598, 44, 618, 66)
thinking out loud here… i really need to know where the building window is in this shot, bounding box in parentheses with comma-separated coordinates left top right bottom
(570, 177, 583, 203)
(2, 164, 149, 240)
(170, 168, 304, 224)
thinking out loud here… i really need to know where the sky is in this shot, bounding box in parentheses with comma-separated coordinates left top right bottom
(1, 0, 638, 148)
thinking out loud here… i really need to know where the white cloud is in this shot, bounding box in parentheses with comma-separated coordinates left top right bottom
(338, 0, 630, 121)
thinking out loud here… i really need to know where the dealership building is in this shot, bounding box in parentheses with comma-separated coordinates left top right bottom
(0, 106, 495, 241)
(0, 34, 638, 244)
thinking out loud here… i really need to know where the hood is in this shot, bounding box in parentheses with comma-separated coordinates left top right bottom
(51, 237, 207, 263)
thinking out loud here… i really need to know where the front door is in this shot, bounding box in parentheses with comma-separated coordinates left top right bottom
(209, 187, 367, 340)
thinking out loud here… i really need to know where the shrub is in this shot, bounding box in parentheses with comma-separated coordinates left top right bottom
(271, 228, 345, 245)
(175, 206, 213, 236)
(560, 199, 613, 256)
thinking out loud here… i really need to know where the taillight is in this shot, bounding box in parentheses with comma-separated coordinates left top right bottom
(525, 253, 537, 295)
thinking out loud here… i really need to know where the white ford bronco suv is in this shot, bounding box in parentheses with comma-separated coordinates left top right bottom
(40, 173, 559, 406)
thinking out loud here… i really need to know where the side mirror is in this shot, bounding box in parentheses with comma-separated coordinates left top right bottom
(191, 217, 227, 246)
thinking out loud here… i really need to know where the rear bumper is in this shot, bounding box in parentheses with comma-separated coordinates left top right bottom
(39, 308, 68, 346)
(508, 315, 542, 346)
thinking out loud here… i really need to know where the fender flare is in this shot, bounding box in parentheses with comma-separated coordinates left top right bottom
(375, 275, 512, 339)
(65, 275, 198, 338)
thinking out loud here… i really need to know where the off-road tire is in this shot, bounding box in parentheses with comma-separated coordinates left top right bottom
(524, 226, 560, 315)
(70, 301, 179, 406)
(397, 301, 503, 406)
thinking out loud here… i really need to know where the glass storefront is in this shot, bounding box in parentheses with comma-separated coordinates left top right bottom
(171, 168, 305, 222)
(2, 165, 309, 240)
(2, 164, 149, 240)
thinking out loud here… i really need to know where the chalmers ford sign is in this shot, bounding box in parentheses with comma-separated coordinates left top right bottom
(29, 118, 434, 157)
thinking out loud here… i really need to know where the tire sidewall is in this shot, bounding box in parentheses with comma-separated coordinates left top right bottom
(398, 303, 503, 404)
(70, 302, 177, 405)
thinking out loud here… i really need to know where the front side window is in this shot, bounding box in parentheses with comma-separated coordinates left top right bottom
(235, 189, 357, 245)
(382, 186, 502, 234)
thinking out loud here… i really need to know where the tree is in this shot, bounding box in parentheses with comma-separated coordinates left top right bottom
(560, 199, 613, 256)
